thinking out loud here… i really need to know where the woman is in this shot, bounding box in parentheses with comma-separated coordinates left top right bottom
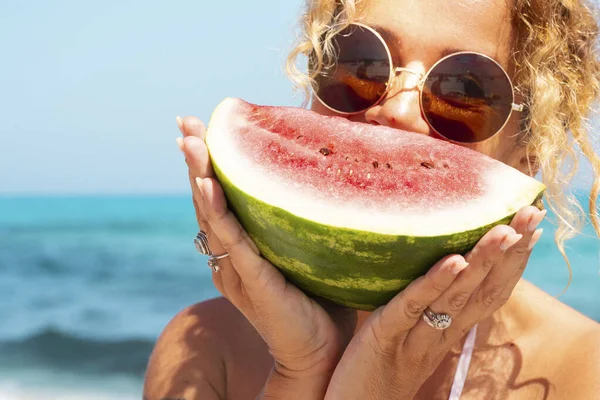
(144, 0, 600, 398)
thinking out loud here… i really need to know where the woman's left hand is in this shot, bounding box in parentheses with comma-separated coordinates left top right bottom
(324, 206, 546, 400)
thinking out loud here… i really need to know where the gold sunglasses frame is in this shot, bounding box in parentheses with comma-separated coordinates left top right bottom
(312, 23, 524, 143)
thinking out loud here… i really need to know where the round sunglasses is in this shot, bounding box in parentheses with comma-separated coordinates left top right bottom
(310, 23, 524, 143)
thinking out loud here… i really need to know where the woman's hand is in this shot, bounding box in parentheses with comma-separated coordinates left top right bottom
(324, 206, 545, 400)
(175, 116, 357, 399)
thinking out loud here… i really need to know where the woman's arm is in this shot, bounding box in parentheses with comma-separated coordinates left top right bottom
(143, 302, 228, 400)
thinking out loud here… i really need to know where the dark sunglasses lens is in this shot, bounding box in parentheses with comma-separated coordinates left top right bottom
(422, 53, 514, 143)
(310, 25, 391, 113)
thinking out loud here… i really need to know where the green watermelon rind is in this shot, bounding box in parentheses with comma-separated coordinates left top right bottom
(213, 162, 544, 310)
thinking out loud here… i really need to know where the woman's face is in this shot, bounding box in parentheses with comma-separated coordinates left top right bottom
(311, 0, 531, 174)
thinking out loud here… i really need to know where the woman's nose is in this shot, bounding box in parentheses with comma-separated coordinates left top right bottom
(364, 64, 431, 135)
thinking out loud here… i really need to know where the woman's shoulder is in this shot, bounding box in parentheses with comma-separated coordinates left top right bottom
(144, 297, 273, 399)
(517, 280, 599, 332)
(515, 281, 600, 397)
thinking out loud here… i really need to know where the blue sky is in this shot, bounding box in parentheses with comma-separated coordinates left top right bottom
(0, 0, 304, 194)
(0, 1, 597, 194)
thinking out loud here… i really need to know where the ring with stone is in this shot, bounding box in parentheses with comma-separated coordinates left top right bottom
(422, 307, 452, 330)
(194, 230, 212, 255)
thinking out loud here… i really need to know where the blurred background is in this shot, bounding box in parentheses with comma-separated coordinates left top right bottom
(1, 1, 599, 399)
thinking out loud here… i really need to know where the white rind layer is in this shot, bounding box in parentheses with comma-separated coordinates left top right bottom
(206, 98, 545, 236)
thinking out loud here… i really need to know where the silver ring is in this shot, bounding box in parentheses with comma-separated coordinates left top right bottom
(207, 253, 229, 273)
(194, 230, 212, 255)
(422, 308, 452, 330)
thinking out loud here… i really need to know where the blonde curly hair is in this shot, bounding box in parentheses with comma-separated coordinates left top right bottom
(285, 0, 600, 285)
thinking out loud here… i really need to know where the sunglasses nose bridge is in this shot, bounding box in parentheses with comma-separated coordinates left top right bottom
(392, 67, 425, 89)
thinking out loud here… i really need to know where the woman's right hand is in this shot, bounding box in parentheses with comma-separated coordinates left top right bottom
(176, 116, 357, 399)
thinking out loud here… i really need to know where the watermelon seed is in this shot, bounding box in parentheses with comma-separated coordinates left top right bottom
(296, 135, 304, 139)
(367, 173, 371, 179)
(386, 163, 393, 169)
(372, 161, 379, 169)
(349, 170, 353, 176)
(355, 158, 359, 162)
(319, 148, 332, 156)
(443, 162, 450, 168)
(421, 162, 435, 169)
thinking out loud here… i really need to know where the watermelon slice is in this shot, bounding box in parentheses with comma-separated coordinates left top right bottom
(205, 98, 545, 310)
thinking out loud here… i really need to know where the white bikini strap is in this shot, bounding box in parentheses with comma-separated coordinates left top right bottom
(448, 324, 478, 400)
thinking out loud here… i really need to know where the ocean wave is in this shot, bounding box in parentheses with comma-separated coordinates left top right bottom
(0, 380, 140, 400)
(0, 328, 154, 378)
(0, 220, 189, 235)
(0, 388, 139, 400)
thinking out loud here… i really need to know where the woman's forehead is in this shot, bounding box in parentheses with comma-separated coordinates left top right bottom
(357, 0, 514, 68)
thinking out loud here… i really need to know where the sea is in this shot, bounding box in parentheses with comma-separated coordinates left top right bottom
(0, 195, 599, 399)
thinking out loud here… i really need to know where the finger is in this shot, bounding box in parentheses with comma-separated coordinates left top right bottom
(499, 206, 546, 298)
(175, 117, 226, 294)
(177, 137, 214, 250)
(177, 115, 207, 141)
(192, 174, 229, 295)
(195, 185, 228, 296)
(192, 177, 243, 300)
(199, 177, 288, 307)
(183, 135, 215, 180)
(440, 224, 524, 341)
(179, 123, 215, 226)
(175, 119, 214, 228)
(503, 206, 546, 279)
(372, 254, 468, 344)
(174, 117, 213, 228)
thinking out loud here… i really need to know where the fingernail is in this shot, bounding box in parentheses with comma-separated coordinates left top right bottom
(195, 177, 203, 196)
(528, 209, 547, 232)
(500, 233, 523, 252)
(176, 116, 184, 134)
(175, 137, 184, 152)
(527, 228, 543, 251)
(452, 261, 469, 275)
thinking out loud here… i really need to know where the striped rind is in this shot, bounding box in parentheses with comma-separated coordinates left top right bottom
(212, 162, 538, 310)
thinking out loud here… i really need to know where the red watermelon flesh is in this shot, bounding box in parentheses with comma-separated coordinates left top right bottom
(240, 102, 488, 211)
